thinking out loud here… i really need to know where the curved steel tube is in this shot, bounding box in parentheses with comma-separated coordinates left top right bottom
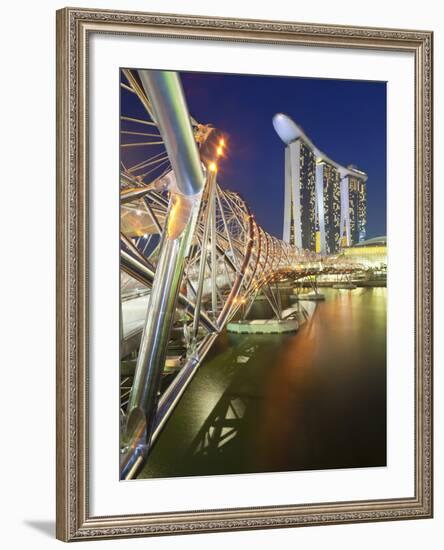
(120, 250, 218, 334)
(138, 70, 205, 197)
(121, 70, 205, 480)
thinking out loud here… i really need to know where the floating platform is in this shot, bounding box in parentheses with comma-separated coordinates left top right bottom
(291, 292, 325, 301)
(227, 318, 299, 334)
(332, 283, 357, 290)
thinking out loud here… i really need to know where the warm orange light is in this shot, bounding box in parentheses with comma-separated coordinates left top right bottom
(216, 146, 223, 157)
(209, 162, 218, 173)
(219, 138, 225, 147)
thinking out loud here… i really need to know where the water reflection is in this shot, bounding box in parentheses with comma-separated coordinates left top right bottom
(139, 288, 386, 479)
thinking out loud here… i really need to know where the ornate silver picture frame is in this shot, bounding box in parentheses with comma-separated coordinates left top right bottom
(56, 7, 433, 541)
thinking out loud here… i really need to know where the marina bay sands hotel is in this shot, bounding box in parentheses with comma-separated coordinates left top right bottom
(273, 113, 367, 255)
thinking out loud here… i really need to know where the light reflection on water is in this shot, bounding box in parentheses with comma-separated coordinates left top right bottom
(139, 288, 387, 479)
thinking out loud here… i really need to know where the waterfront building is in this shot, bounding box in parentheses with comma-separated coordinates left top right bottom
(320, 160, 341, 254)
(342, 235, 386, 268)
(298, 142, 317, 250)
(273, 113, 368, 254)
(348, 173, 367, 245)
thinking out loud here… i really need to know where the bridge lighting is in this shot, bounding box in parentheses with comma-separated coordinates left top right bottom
(136, 209, 142, 216)
(209, 161, 218, 173)
(143, 233, 148, 239)
(216, 146, 223, 157)
(219, 138, 225, 147)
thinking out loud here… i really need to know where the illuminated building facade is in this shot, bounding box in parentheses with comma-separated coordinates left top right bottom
(321, 161, 341, 254)
(273, 113, 368, 255)
(282, 139, 317, 250)
(299, 143, 317, 249)
(347, 175, 367, 244)
(358, 178, 367, 242)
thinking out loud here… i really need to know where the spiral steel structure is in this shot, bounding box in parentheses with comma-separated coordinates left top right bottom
(119, 69, 365, 478)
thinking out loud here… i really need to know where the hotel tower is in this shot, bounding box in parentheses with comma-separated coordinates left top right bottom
(273, 113, 367, 255)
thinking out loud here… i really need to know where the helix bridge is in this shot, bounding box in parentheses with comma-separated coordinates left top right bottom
(119, 69, 365, 479)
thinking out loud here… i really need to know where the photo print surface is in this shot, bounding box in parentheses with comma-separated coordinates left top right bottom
(119, 69, 387, 481)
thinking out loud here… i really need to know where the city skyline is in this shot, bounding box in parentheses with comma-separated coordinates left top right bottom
(179, 71, 386, 240)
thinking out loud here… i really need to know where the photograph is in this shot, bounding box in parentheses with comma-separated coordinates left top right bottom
(119, 68, 388, 481)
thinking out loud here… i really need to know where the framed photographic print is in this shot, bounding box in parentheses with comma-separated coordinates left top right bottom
(56, 7, 433, 541)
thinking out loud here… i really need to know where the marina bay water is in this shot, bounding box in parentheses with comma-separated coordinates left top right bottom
(138, 287, 387, 479)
